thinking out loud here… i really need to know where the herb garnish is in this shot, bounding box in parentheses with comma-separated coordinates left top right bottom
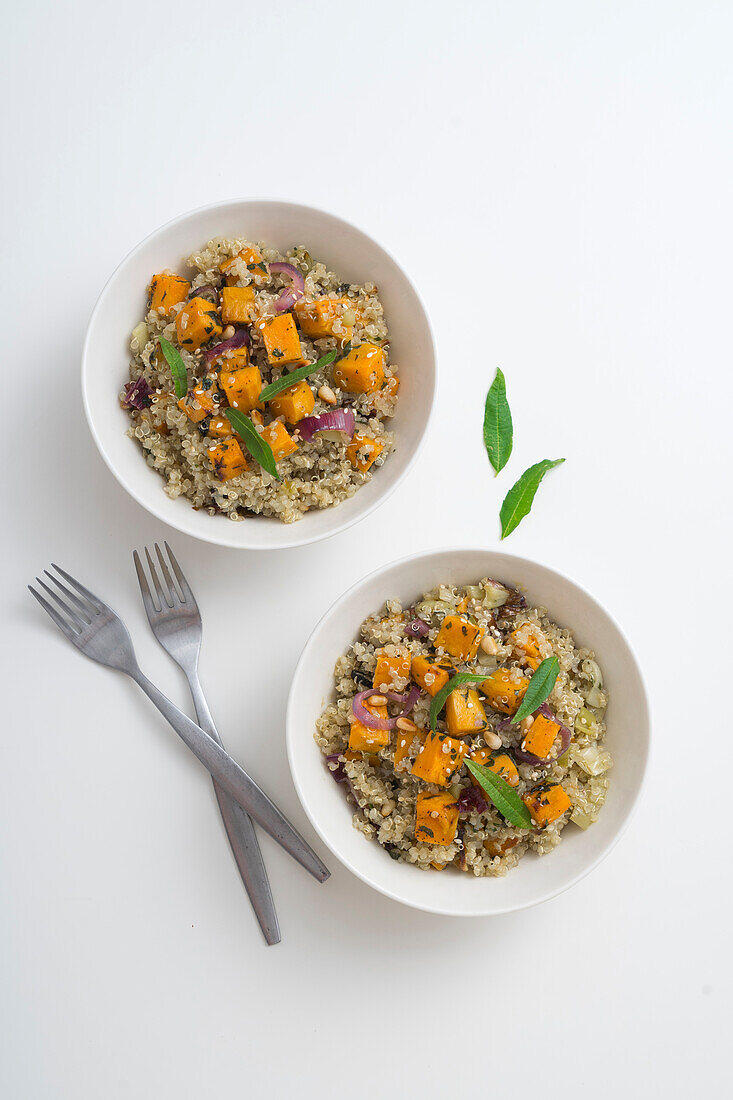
(158, 336, 188, 399)
(512, 656, 560, 724)
(258, 346, 350, 403)
(499, 458, 565, 538)
(483, 368, 513, 475)
(429, 673, 487, 731)
(465, 760, 532, 829)
(224, 409, 280, 480)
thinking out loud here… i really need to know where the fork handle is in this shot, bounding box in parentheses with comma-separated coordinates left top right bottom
(188, 674, 280, 946)
(129, 668, 330, 884)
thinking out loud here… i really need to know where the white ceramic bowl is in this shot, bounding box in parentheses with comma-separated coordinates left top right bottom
(82, 200, 436, 549)
(287, 548, 650, 916)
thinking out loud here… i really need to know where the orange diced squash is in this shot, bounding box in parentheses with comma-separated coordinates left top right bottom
(221, 286, 256, 325)
(480, 668, 530, 715)
(208, 438, 248, 481)
(521, 713, 561, 759)
(393, 725, 427, 769)
(149, 272, 190, 315)
(177, 378, 221, 423)
(260, 420, 298, 462)
(219, 246, 263, 285)
(206, 416, 233, 439)
(346, 432, 383, 472)
(411, 654, 451, 697)
(373, 649, 411, 691)
(382, 376, 399, 400)
(295, 297, 353, 341)
(333, 344, 385, 393)
(220, 365, 262, 413)
(523, 784, 572, 827)
(468, 750, 519, 788)
(208, 344, 250, 371)
(176, 296, 222, 350)
(348, 700, 389, 753)
(435, 614, 484, 662)
(259, 313, 302, 364)
(267, 379, 315, 424)
(511, 625, 544, 670)
(411, 732, 467, 786)
(415, 791, 459, 845)
(445, 687, 488, 737)
(484, 836, 521, 857)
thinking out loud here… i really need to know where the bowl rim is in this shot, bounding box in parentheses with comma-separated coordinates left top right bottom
(286, 545, 651, 916)
(81, 197, 437, 550)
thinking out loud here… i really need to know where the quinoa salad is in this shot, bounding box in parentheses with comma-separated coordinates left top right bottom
(121, 237, 397, 523)
(315, 579, 612, 876)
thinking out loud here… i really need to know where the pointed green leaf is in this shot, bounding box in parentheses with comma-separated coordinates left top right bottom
(224, 409, 280, 480)
(511, 656, 560, 724)
(158, 335, 187, 399)
(483, 368, 513, 475)
(499, 458, 565, 538)
(429, 672, 488, 731)
(465, 760, 532, 829)
(258, 347, 344, 402)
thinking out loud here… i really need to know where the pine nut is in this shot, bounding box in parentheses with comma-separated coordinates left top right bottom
(381, 800, 395, 816)
(520, 716, 534, 733)
(368, 694, 387, 706)
(481, 635, 499, 655)
(318, 385, 337, 405)
(486, 731, 502, 750)
(396, 717, 417, 732)
(222, 325, 236, 339)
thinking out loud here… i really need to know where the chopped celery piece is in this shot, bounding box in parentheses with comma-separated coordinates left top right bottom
(571, 808, 593, 830)
(482, 581, 510, 609)
(131, 321, 148, 350)
(575, 706, 602, 738)
(415, 599, 454, 623)
(569, 744, 613, 777)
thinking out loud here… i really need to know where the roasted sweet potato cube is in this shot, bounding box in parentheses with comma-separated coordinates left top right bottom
(219, 246, 263, 285)
(411, 654, 451, 697)
(393, 724, 427, 769)
(484, 836, 521, 857)
(415, 791, 459, 845)
(208, 344, 250, 372)
(177, 378, 221, 423)
(468, 749, 519, 788)
(295, 297, 353, 341)
(373, 648, 411, 691)
(149, 272, 190, 315)
(208, 438, 248, 481)
(511, 625, 544, 670)
(221, 286, 256, 325)
(268, 380, 315, 425)
(346, 432, 383, 472)
(480, 668, 529, 715)
(260, 419, 298, 462)
(220, 365, 262, 413)
(259, 313, 302, 364)
(411, 732, 467, 787)
(523, 783, 572, 827)
(176, 296, 222, 350)
(333, 344, 385, 393)
(521, 713, 561, 759)
(348, 701, 389, 753)
(445, 687, 488, 737)
(206, 415, 234, 439)
(435, 614, 484, 662)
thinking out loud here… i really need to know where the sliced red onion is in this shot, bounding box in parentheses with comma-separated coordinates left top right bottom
(123, 376, 153, 410)
(405, 617, 429, 638)
(351, 686, 422, 729)
(189, 283, 218, 304)
(297, 408, 355, 444)
(268, 261, 305, 312)
(514, 704, 572, 767)
(203, 326, 251, 366)
(456, 786, 488, 815)
(325, 753, 361, 804)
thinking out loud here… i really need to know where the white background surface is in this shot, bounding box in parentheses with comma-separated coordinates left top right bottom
(2, 1, 731, 1096)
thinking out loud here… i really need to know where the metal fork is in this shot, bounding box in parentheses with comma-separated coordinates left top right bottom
(29, 565, 330, 885)
(134, 544, 279, 946)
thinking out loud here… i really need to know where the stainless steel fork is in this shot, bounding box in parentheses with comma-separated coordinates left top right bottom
(133, 543, 279, 945)
(29, 564, 330, 885)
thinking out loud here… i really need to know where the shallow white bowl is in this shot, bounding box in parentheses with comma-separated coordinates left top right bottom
(82, 200, 436, 549)
(287, 548, 650, 916)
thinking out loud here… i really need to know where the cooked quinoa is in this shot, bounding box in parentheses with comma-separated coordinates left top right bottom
(315, 578, 612, 876)
(121, 237, 397, 523)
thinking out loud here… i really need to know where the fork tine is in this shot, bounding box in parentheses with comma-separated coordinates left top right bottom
(133, 550, 158, 617)
(145, 547, 171, 609)
(43, 570, 93, 621)
(155, 543, 181, 604)
(163, 542, 196, 607)
(50, 564, 102, 613)
(28, 583, 80, 637)
(36, 577, 87, 631)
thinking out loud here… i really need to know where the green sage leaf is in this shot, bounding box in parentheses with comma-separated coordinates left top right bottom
(225, 408, 280, 480)
(158, 336, 188, 399)
(259, 346, 345, 403)
(429, 672, 487, 732)
(465, 760, 532, 829)
(512, 656, 560, 724)
(499, 458, 565, 538)
(483, 368, 513, 475)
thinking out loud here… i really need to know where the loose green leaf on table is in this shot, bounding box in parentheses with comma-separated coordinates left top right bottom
(225, 409, 280, 480)
(259, 347, 345, 403)
(158, 336, 188, 399)
(499, 458, 565, 538)
(512, 656, 560, 724)
(483, 368, 513, 475)
(465, 760, 533, 829)
(429, 672, 487, 731)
